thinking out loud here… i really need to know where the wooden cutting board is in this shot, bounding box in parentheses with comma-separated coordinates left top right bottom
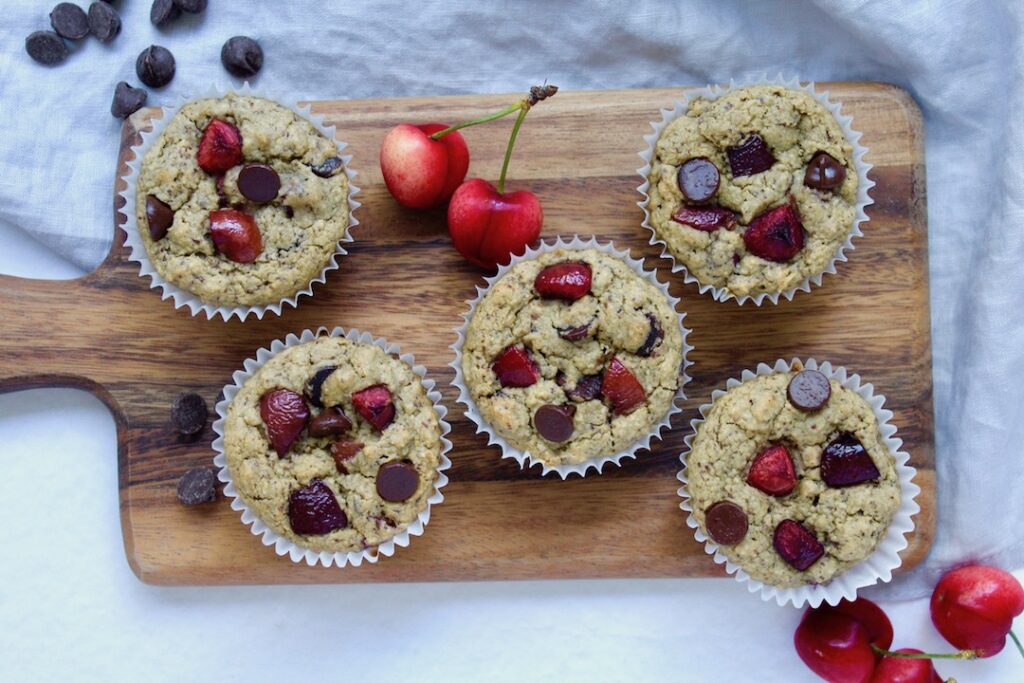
(0, 83, 934, 585)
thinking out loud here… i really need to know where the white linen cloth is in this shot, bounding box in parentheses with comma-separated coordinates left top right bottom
(0, 0, 1021, 600)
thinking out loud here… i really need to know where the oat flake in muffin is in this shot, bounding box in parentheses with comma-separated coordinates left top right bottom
(646, 85, 859, 299)
(135, 93, 350, 307)
(223, 335, 443, 553)
(461, 248, 684, 467)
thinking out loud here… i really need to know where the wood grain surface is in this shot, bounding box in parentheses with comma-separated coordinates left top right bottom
(0, 83, 934, 585)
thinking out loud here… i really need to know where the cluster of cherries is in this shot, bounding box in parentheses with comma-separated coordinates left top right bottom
(795, 564, 1023, 682)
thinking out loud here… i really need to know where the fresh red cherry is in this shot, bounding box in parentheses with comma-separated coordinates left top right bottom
(380, 123, 469, 209)
(930, 564, 1024, 657)
(794, 597, 894, 683)
(448, 178, 543, 269)
(869, 650, 943, 683)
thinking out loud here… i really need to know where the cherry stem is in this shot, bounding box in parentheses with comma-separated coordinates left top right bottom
(428, 103, 522, 140)
(1010, 629, 1023, 660)
(870, 644, 978, 661)
(497, 104, 529, 194)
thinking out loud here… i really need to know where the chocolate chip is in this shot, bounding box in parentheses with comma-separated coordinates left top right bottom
(677, 157, 720, 203)
(635, 314, 664, 357)
(171, 391, 208, 435)
(727, 133, 776, 177)
(88, 1, 120, 42)
(558, 322, 592, 341)
(804, 151, 846, 191)
(221, 36, 263, 78)
(308, 406, 353, 438)
(704, 500, 748, 545)
(787, 370, 831, 412)
(145, 194, 174, 240)
(566, 374, 602, 402)
(136, 45, 175, 88)
(25, 31, 68, 66)
(310, 156, 343, 178)
(330, 440, 363, 473)
(305, 366, 336, 408)
(50, 3, 90, 40)
(174, 0, 207, 12)
(284, 206, 294, 219)
(376, 461, 419, 502)
(176, 466, 217, 505)
(533, 404, 576, 443)
(111, 81, 146, 119)
(237, 163, 280, 203)
(150, 0, 180, 26)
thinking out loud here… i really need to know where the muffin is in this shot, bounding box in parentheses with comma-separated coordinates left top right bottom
(459, 247, 685, 469)
(684, 365, 901, 589)
(134, 93, 350, 308)
(221, 334, 444, 554)
(644, 84, 860, 300)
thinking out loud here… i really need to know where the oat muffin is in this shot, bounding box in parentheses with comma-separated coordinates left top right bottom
(135, 93, 350, 307)
(223, 335, 443, 553)
(461, 248, 684, 467)
(645, 85, 859, 299)
(685, 367, 901, 588)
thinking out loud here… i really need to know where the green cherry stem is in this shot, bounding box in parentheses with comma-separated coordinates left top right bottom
(428, 102, 523, 140)
(870, 644, 978, 661)
(1010, 629, 1023, 659)
(497, 104, 530, 194)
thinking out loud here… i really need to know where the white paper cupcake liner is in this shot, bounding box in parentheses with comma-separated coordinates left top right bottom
(637, 74, 875, 305)
(450, 235, 693, 479)
(211, 326, 452, 568)
(117, 81, 361, 321)
(677, 358, 920, 608)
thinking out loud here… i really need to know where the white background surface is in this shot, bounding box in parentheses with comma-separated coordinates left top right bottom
(0, 234, 1020, 683)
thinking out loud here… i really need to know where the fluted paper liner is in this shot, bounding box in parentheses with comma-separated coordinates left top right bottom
(637, 74, 875, 305)
(118, 82, 360, 321)
(212, 327, 452, 568)
(677, 358, 920, 607)
(451, 236, 692, 478)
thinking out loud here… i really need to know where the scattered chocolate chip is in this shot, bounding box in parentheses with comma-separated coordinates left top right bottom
(237, 163, 280, 203)
(174, 0, 207, 12)
(376, 461, 419, 502)
(88, 1, 120, 42)
(214, 174, 230, 207)
(787, 369, 831, 412)
(727, 133, 776, 177)
(145, 194, 174, 240)
(635, 313, 663, 357)
(150, 0, 180, 26)
(533, 404, 576, 443)
(804, 151, 846, 191)
(171, 391, 208, 435)
(221, 36, 263, 78)
(176, 466, 217, 505)
(555, 370, 567, 386)
(283, 206, 294, 219)
(288, 480, 348, 535)
(558, 322, 592, 342)
(677, 157, 720, 203)
(50, 3, 90, 40)
(310, 156, 343, 178)
(821, 433, 880, 488)
(705, 500, 748, 545)
(330, 440, 363, 473)
(308, 406, 353, 438)
(111, 81, 146, 119)
(25, 31, 69, 66)
(566, 374, 602, 402)
(136, 45, 175, 88)
(304, 366, 336, 408)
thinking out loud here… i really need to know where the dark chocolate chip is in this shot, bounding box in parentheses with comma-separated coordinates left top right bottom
(173, 0, 207, 12)
(727, 133, 776, 177)
(305, 365, 336, 408)
(376, 461, 419, 502)
(221, 36, 264, 78)
(821, 433, 880, 488)
(566, 374, 602, 402)
(50, 3, 90, 40)
(25, 31, 68, 66)
(176, 466, 217, 505)
(111, 81, 146, 119)
(533, 404, 576, 443)
(787, 369, 832, 412)
(284, 206, 294, 219)
(88, 1, 120, 42)
(136, 45, 175, 88)
(330, 440, 363, 473)
(558, 322, 593, 341)
(145, 194, 174, 240)
(237, 163, 281, 203)
(310, 156, 343, 178)
(635, 313, 663, 357)
(308, 406, 353, 438)
(704, 500, 748, 545)
(171, 391, 207, 435)
(677, 157, 720, 204)
(804, 151, 847, 191)
(150, 0, 180, 26)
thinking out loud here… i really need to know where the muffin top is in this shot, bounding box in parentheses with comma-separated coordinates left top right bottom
(223, 335, 443, 553)
(646, 85, 858, 299)
(135, 93, 350, 307)
(461, 248, 684, 467)
(685, 368, 900, 588)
